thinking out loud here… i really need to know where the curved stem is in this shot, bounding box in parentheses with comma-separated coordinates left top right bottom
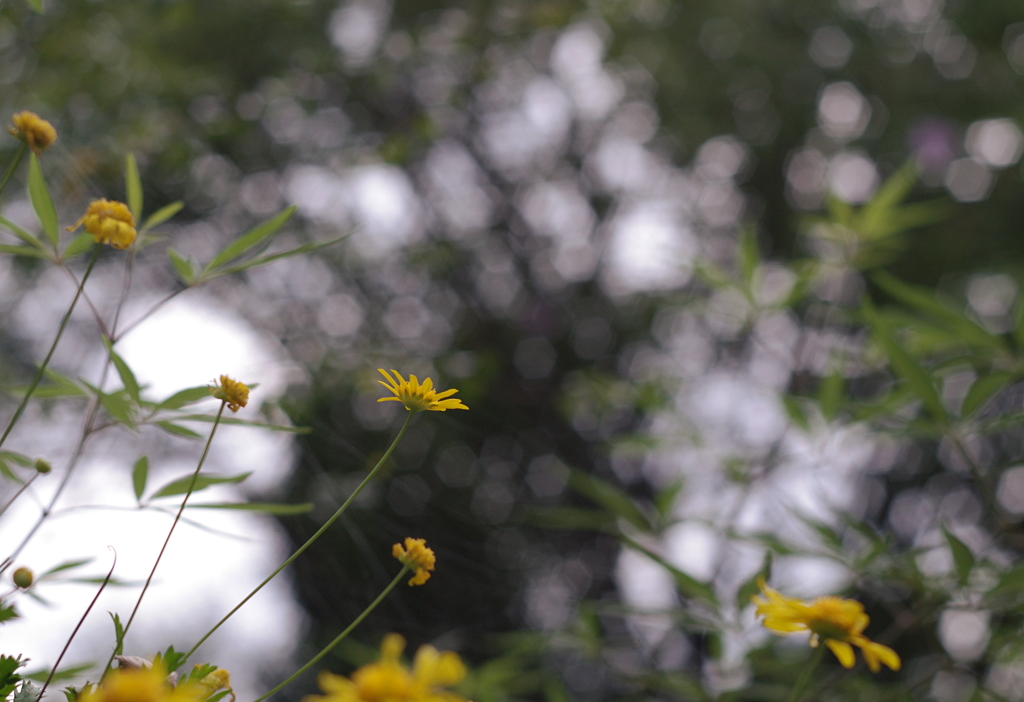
(786, 645, 825, 702)
(253, 567, 409, 702)
(102, 402, 228, 677)
(0, 143, 26, 201)
(0, 472, 37, 520)
(0, 245, 100, 453)
(182, 411, 415, 663)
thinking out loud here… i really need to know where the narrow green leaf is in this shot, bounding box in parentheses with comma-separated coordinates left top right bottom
(738, 227, 759, 285)
(0, 460, 18, 483)
(653, 480, 684, 521)
(132, 456, 149, 502)
(173, 413, 308, 433)
(961, 372, 1015, 417)
(26, 0, 42, 12)
(987, 564, 1024, 600)
(110, 612, 125, 656)
(858, 160, 918, 238)
(166, 248, 195, 285)
(41, 559, 93, 576)
(186, 501, 314, 515)
(125, 154, 143, 223)
(27, 153, 58, 249)
(154, 421, 203, 439)
(156, 386, 213, 411)
(208, 235, 347, 279)
(566, 469, 653, 532)
(0, 245, 46, 259)
(205, 205, 297, 271)
(102, 337, 141, 402)
(862, 297, 948, 424)
(942, 524, 974, 586)
(141, 201, 183, 232)
(61, 233, 95, 260)
(0, 215, 47, 250)
(528, 507, 617, 532)
(99, 391, 135, 426)
(149, 471, 252, 499)
(620, 534, 718, 604)
(817, 371, 844, 421)
(23, 664, 94, 684)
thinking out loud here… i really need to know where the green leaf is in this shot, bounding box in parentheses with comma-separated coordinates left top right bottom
(26, 369, 89, 399)
(156, 386, 213, 411)
(23, 664, 94, 684)
(529, 507, 617, 532)
(102, 337, 141, 402)
(27, 153, 58, 249)
(736, 551, 772, 610)
(0, 604, 19, 624)
(154, 421, 203, 439)
(141, 202, 183, 232)
(857, 160, 918, 238)
(99, 391, 135, 426)
(61, 233, 95, 260)
(961, 372, 1015, 418)
(186, 501, 314, 515)
(986, 564, 1024, 601)
(0, 245, 46, 259)
(0, 451, 34, 467)
(125, 154, 143, 223)
(943, 524, 974, 586)
(155, 646, 186, 674)
(862, 296, 948, 424)
(653, 480, 684, 521)
(132, 456, 149, 502)
(817, 371, 844, 421)
(620, 534, 718, 604)
(167, 248, 196, 285)
(173, 414, 308, 433)
(737, 227, 759, 286)
(204, 205, 297, 271)
(0, 215, 47, 251)
(566, 469, 653, 532)
(207, 235, 348, 279)
(149, 471, 252, 499)
(41, 559, 93, 577)
(110, 612, 125, 656)
(25, 0, 42, 11)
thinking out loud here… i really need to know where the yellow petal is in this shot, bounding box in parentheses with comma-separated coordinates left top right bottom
(825, 639, 856, 669)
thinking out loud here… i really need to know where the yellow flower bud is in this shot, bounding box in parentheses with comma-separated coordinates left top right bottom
(67, 199, 137, 250)
(392, 537, 436, 586)
(8, 111, 56, 153)
(209, 375, 249, 413)
(12, 567, 33, 589)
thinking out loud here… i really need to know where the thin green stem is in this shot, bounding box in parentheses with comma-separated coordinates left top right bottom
(102, 402, 228, 678)
(0, 245, 101, 453)
(786, 646, 825, 702)
(253, 566, 409, 702)
(0, 143, 26, 201)
(182, 411, 415, 663)
(0, 472, 38, 520)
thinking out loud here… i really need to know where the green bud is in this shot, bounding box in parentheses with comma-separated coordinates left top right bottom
(13, 567, 33, 588)
(34, 458, 51, 474)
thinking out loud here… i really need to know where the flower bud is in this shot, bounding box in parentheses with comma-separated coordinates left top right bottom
(8, 111, 56, 153)
(13, 567, 33, 589)
(34, 458, 51, 474)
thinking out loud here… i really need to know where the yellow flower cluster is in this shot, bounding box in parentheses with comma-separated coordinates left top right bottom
(377, 369, 468, 413)
(753, 578, 900, 673)
(68, 199, 137, 250)
(79, 664, 206, 702)
(305, 634, 468, 702)
(392, 537, 436, 586)
(209, 375, 249, 413)
(9, 111, 56, 153)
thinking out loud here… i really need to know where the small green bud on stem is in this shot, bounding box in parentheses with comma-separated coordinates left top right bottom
(13, 567, 33, 588)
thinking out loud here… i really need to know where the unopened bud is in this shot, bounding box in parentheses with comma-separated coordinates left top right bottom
(34, 458, 51, 474)
(13, 567, 33, 588)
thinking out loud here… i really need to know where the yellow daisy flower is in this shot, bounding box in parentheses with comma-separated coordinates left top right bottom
(79, 663, 206, 702)
(67, 199, 137, 250)
(209, 375, 250, 413)
(392, 537, 436, 586)
(304, 633, 468, 702)
(377, 369, 468, 413)
(753, 578, 900, 672)
(9, 111, 56, 153)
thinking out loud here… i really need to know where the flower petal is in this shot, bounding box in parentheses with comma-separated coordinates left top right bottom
(825, 639, 856, 669)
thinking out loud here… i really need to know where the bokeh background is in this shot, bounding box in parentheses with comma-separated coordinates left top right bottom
(5, 0, 1024, 700)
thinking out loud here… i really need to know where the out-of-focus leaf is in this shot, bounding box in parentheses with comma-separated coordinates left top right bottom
(167, 248, 195, 285)
(132, 456, 148, 502)
(986, 564, 1024, 602)
(27, 153, 58, 249)
(141, 201, 183, 231)
(62, 233, 95, 260)
(0, 604, 18, 625)
(111, 613, 125, 656)
(653, 480, 684, 521)
(942, 524, 974, 586)
(0, 451, 33, 467)
(173, 414, 308, 433)
(155, 386, 212, 411)
(962, 372, 1015, 417)
(156, 646, 186, 674)
(102, 337, 140, 402)
(567, 468, 653, 532)
(99, 391, 135, 426)
(23, 664, 93, 684)
(0, 215, 46, 251)
(736, 551, 772, 610)
(738, 227, 759, 286)
(149, 471, 252, 498)
(41, 559, 92, 577)
(208, 235, 348, 279)
(204, 205, 296, 271)
(818, 372, 844, 421)
(857, 160, 917, 238)
(862, 296, 948, 424)
(782, 395, 810, 430)
(0, 245, 46, 259)
(154, 421, 203, 439)
(125, 153, 142, 223)
(528, 507, 616, 532)
(620, 534, 718, 604)
(186, 501, 313, 515)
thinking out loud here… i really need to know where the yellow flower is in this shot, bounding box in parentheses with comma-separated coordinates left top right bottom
(9, 111, 56, 153)
(209, 375, 249, 413)
(392, 537, 436, 586)
(67, 199, 137, 250)
(304, 634, 468, 702)
(377, 369, 468, 413)
(79, 663, 206, 702)
(195, 667, 235, 702)
(752, 578, 900, 672)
